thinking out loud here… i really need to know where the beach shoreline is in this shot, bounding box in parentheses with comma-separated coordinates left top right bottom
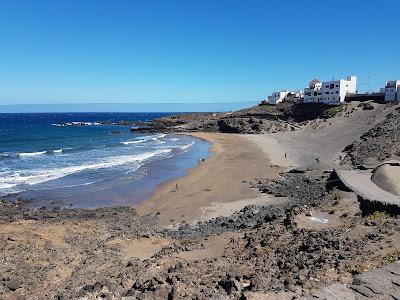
(138, 132, 287, 228)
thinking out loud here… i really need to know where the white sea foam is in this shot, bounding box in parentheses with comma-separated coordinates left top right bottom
(0, 148, 172, 190)
(19, 151, 47, 157)
(121, 140, 146, 145)
(168, 138, 179, 142)
(180, 141, 195, 150)
(139, 133, 166, 141)
(53, 149, 63, 153)
(0, 183, 17, 189)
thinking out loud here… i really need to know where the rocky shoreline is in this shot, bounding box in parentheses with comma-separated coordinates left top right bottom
(1, 169, 399, 299)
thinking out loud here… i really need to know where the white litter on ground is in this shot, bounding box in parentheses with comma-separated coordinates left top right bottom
(308, 216, 329, 224)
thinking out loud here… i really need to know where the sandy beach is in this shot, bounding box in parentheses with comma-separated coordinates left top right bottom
(138, 132, 286, 228)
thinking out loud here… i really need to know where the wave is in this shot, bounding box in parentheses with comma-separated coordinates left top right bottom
(0, 153, 12, 159)
(138, 133, 167, 141)
(180, 141, 195, 150)
(168, 138, 179, 142)
(0, 148, 173, 190)
(53, 149, 63, 153)
(19, 151, 47, 157)
(121, 140, 146, 145)
(0, 183, 17, 190)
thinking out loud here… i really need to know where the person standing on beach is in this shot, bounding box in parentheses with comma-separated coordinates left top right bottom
(284, 152, 287, 159)
(176, 183, 179, 190)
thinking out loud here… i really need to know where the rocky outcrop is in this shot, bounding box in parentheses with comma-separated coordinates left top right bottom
(342, 107, 400, 166)
(132, 102, 348, 134)
(1, 169, 399, 299)
(302, 261, 400, 299)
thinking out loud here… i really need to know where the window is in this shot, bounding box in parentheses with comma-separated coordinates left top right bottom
(314, 92, 317, 96)
(336, 91, 339, 94)
(325, 92, 329, 94)
(330, 84, 334, 89)
(336, 85, 338, 87)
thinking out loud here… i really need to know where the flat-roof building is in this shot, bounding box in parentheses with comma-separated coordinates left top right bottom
(304, 76, 357, 105)
(304, 79, 322, 103)
(384, 80, 400, 102)
(267, 90, 290, 105)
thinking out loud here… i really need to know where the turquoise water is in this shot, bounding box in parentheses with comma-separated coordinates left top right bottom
(0, 113, 210, 208)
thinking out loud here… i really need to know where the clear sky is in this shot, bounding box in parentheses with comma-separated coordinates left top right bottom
(0, 0, 399, 106)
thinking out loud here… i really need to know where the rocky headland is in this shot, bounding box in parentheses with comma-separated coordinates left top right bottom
(131, 102, 349, 134)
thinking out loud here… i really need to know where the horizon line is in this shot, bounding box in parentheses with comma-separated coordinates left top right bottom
(0, 100, 258, 106)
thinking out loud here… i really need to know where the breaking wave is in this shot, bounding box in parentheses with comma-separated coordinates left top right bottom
(19, 151, 47, 157)
(0, 148, 172, 190)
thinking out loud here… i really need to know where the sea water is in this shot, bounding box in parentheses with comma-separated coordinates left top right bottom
(0, 113, 210, 208)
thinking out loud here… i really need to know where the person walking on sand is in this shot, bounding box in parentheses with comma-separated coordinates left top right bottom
(315, 157, 320, 164)
(284, 152, 287, 159)
(176, 183, 179, 190)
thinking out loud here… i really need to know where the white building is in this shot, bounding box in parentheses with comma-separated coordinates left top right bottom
(267, 90, 289, 105)
(304, 76, 357, 105)
(304, 79, 322, 103)
(266, 90, 304, 105)
(286, 90, 304, 103)
(384, 80, 400, 102)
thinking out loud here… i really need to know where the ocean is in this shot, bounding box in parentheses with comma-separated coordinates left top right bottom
(0, 113, 210, 208)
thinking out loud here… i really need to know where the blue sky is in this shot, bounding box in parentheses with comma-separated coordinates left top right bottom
(0, 0, 399, 107)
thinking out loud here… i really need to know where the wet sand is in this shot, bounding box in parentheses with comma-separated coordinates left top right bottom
(138, 132, 285, 228)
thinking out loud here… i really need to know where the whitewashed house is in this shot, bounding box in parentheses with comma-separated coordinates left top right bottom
(304, 79, 322, 103)
(267, 90, 290, 105)
(286, 90, 304, 103)
(304, 76, 357, 104)
(384, 80, 400, 102)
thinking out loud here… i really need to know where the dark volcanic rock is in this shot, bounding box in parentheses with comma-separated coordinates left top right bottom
(342, 107, 400, 166)
(132, 102, 349, 134)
